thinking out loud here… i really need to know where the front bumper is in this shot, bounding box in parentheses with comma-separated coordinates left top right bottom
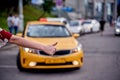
(19, 48, 84, 69)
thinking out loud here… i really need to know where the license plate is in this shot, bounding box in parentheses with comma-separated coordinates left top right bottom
(46, 59, 65, 64)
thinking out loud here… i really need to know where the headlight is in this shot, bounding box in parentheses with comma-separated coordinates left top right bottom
(29, 62, 36, 67)
(116, 28, 120, 32)
(24, 48, 35, 53)
(71, 44, 82, 53)
(72, 60, 79, 65)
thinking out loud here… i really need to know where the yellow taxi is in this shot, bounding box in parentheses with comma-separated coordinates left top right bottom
(17, 19, 84, 71)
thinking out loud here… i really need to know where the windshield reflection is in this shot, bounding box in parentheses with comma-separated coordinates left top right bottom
(27, 24, 71, 37)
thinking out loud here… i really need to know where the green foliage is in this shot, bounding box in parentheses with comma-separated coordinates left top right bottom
(0, 4, 54, 31)
(42, 0, 55, 13)
(24, 4, 54, 26)
(0, 0, 30, 10)
(0, 11, 9, 30)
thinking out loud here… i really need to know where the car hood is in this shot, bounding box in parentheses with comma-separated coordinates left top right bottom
(25, 37, 78, 50)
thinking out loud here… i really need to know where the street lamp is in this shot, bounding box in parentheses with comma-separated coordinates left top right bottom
(103, 0, 107, 20)
(114, 0, 117, 20)
(84, 0, 88, 19)
(19, 0, 24, 32)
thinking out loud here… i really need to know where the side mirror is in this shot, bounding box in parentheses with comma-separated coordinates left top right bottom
(72, 33, 80, 38)
(16, 33, 22, 37)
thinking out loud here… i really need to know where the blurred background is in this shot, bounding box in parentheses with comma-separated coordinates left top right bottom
(1, 1, 120, 80)
(0, 0, 119, 31)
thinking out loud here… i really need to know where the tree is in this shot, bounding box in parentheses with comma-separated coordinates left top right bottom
(0, 0, 30, 13)
(42, 0, 55, 13)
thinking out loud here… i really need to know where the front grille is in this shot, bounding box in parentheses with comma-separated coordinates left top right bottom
(36, 62, 72, 66)
(38, 50, 71, 56)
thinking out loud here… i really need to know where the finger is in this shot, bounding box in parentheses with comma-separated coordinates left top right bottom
(54, 48, 56, 51)
(50, 48, 56, 56)
(52, 42, 58, 46)
(49, 52, 54, 56)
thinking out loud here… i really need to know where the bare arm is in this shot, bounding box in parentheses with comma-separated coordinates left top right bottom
(0, 29, 57, 55)
(9, 35, 57, 55)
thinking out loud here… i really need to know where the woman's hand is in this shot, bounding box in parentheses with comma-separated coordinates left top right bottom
(43, 42, 57, 56)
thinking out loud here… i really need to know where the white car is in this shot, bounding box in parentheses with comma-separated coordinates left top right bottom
(46, 17, 67, 23)
(114, 16, 120, 36)
(39, 17, 71, 29)
(82, 19, 100, 33)
(68, 20, 84, 34)
(46, 17, 70, 27)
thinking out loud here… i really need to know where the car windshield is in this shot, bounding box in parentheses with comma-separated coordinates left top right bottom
(116, 17, 120, 28)
(26, 24, 71, 37)
(117, 17, 120, 22)
(69, 21, 79, 27)
(82, 21, 92, 25)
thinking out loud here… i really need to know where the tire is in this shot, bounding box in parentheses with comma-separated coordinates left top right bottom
(79, 31, 82, 35)
(90, 28, 93, 33)
(115, 34, 117, 36)
(74, 67, 80, 70)
(16, 52, 25, 72)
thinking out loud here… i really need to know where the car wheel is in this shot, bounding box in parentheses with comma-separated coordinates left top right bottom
(90, 28, 93, 33)
(73, 67, 80, 70)
(79, 30, 85, 35)
(115, 34, 117, 36)
(79, 31, 82, 35)
(16, 52, 25, 72)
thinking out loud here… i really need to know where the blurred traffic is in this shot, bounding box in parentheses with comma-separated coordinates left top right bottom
(39, 17, 101, 36)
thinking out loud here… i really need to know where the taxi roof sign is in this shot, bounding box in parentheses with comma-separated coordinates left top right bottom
(39, 18, 47, 22)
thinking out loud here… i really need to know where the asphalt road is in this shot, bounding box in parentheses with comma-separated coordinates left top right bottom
(0, 23, 120, 80)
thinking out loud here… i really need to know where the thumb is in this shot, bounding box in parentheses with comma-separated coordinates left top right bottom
(52, 42, 58, 46)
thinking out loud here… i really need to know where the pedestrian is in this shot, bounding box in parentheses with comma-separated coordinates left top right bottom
(0, 28, 57, 55)
(99, 18, 106, 36)
(109, 15, 112, 27)
(12, 13, 20, 35)
(7, 13, 14, 33)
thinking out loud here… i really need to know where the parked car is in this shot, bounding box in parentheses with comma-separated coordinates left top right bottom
(114, 16, 120, 36)
(42, 17, 70, 28)
(68, 20, 85, 35)
(82, 19, 100, 33)
(16, 20, 84, 71)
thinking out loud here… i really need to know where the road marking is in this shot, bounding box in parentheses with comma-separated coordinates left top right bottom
(0, 65, 17, 69)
